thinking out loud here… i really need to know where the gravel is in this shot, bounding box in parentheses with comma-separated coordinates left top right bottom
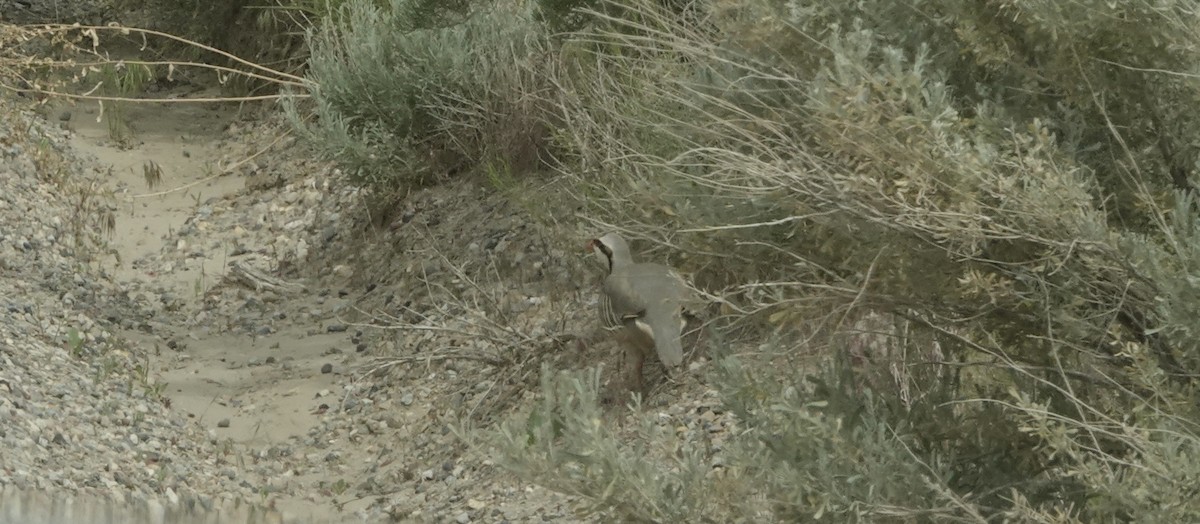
(0, 67, 746, 522)
(0, 99, 306, 522)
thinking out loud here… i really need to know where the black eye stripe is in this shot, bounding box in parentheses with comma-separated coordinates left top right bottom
(592, 239, 614, 271)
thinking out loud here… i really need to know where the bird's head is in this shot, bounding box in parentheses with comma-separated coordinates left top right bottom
(587, 236, 613, 272)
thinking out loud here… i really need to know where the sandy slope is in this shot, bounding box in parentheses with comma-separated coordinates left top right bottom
(20, 82, 601, 522)
(47, 90, 359, 521)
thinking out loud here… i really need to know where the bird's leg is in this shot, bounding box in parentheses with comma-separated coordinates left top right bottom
(623, 343, 647, 400)
(635, 349, 647, 398)
(663, 364, 680, 386)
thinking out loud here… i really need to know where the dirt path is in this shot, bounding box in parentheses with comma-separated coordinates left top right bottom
(64, 93, 239, 292)
(22, 75, 613, 522)
(51, 92, 365, 521)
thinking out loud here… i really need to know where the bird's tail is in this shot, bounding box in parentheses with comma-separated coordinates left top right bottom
(647, 308, 684, 368)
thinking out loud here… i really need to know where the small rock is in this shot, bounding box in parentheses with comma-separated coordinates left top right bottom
(320, 363, 333, 374)
(217, 418, 231, 428)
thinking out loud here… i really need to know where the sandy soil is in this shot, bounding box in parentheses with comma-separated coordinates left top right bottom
(30, 76, 617, 522)
(49, 92, 366, 521)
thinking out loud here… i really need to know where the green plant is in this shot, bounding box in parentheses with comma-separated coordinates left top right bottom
(95, 356, 121, 382)
(494, 0, 1200, 519)
(287, 0, 554, 198)
(98, 62, 153, 144)
(489, 366, 731, 522)
(11, 108, 118, 262)
(131, 354, 168, 399)
(331, 478, 349, 496)
(484, 158, 516, 193)
(193, 266, 206, 299)
(66, 328, 85, 357)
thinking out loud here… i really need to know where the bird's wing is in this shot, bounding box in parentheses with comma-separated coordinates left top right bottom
(644, 301, 684, 367)
(601, 272, 647, 325)
(604, 264, 690, 367)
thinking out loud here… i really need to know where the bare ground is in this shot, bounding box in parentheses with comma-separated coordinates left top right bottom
(10, 80, 717, 523)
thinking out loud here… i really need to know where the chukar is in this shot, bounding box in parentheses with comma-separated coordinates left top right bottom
(588, 232, 691, 394)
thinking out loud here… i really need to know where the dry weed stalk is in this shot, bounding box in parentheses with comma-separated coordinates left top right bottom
(345, 229, 580, 422)
(492, 1, 1200, 520)
(1, 21, 315, 207)
(0, 23, 306, 103)
(552, 1, 1187, 384)
(0, 95, 116, 260)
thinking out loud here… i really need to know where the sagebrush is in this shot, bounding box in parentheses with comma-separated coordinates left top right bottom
(488, 0, 1200, 520)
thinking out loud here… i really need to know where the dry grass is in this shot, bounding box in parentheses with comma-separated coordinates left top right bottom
(486, 0, 1200, 520)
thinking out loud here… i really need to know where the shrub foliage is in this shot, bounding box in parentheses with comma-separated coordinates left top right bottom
(279, 0, 1200, 519)
(485, 0, 1200, 521)
(292, 0, 553, 193)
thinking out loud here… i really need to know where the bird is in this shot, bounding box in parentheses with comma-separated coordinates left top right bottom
(588, 232, 692, 395)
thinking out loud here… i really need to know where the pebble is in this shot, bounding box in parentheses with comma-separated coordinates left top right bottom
(0, 92, 637, 523)
(0, 99, 292, 519)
